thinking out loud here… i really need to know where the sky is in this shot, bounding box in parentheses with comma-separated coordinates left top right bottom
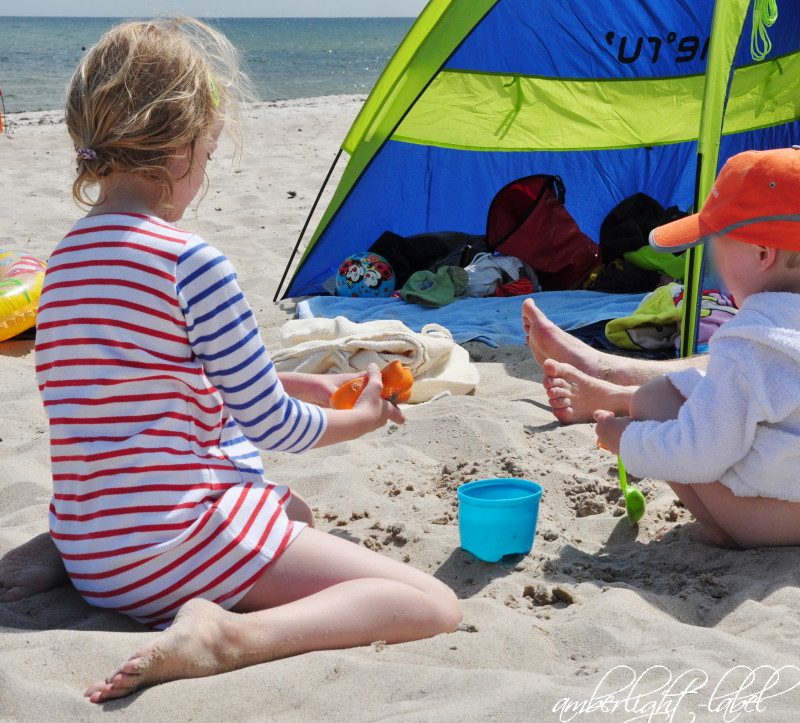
(0, 1, 428, 17)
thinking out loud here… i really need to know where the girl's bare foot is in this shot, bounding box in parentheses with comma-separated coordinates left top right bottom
(0, 533, 69, 602)
(542, 359, 635, 424)
(85, 598, 239, 703)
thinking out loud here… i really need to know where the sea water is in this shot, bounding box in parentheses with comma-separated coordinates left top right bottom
(0, 16, 413, 113)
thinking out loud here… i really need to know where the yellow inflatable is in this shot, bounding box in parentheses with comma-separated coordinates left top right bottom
(0, 250, 47, 342)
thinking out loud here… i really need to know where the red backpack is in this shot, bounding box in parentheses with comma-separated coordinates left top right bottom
(485, 174, 601, 290)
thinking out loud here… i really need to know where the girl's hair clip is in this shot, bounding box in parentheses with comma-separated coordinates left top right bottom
(208, 72, 220, 108)
(76, 148, 98, 161)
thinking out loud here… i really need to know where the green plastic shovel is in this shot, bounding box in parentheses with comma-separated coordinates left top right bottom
(618, 456, 645, 526)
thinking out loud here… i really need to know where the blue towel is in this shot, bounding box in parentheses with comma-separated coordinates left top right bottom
(297, 291, 648, 347)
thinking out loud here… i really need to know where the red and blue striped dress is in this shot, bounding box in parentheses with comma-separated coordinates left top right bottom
(35, 214, 326, 629)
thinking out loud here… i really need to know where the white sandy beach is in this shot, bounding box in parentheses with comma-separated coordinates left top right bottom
(1, 97, 800, 722)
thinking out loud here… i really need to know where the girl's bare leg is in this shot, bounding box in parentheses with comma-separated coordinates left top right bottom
(284, 490, 315, 527)
(85, 528, 461, 703)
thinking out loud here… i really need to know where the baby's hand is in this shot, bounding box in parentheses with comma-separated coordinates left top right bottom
(593, 409, 631, 455)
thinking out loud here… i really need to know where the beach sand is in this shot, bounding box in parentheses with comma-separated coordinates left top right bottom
(2, 98, 800, 722)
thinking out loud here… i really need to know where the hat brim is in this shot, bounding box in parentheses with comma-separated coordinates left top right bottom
(649, 212, 710, 253)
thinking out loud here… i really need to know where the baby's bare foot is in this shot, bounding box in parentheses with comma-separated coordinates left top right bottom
(85, 598, 241, 703)
(542, 359, 635, 423)
(0, 532, 69, 602)
(683, 521, 743, 550)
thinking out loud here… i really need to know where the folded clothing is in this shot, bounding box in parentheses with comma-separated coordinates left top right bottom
(462, 252, 539, 298)
(271, 316, 479, 403)
(605, 283, 737, 351)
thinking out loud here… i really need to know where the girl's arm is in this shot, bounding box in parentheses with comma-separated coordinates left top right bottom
(278, 370, 364, 408)
(178, 240, 400, 453)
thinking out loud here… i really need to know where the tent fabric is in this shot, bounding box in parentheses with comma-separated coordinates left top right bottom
(282, 0, 800, 302)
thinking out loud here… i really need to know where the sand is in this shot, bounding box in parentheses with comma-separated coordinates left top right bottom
(2, 98, 800, 722)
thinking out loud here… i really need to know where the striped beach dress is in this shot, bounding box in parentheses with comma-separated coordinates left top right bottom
(35, 214, 326, 629)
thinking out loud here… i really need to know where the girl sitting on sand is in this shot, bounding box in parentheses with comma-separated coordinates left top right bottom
(33, 17, 460, 703)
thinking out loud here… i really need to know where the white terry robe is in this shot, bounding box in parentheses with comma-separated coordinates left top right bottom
(620, 292, 800, 502)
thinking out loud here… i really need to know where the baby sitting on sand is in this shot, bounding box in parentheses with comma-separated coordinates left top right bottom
(592, 147, 800, 550)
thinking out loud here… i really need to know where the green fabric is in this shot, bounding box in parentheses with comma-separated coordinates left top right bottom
(606, 284, 682, 351)
(391, 51, 800, 152)
(680, 0, 750, 357)
(624, 247, 686, 280)
(294, 0, 499, 270)
(401, 266, 469, 308)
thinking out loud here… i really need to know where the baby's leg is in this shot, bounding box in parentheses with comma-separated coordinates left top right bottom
(665, 483, 742, 549)
(689, 481, 800, 549)
(85, 528, 460, 703)
(628, 375, 685, 422)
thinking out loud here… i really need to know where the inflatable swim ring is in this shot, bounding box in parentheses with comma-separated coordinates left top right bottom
(0, 250, 46, 342)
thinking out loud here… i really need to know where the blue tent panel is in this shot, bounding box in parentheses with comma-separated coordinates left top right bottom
(287, 121, 800, 298)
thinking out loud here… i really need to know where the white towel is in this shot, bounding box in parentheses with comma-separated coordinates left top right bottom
(271, 316, 479, 403)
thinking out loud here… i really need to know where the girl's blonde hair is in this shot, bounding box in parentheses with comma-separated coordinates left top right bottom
(65, 17, 252, 209)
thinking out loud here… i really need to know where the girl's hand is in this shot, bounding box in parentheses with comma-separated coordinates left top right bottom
(314, 366, 405, 448)
(593, 409, 631, 455)
(354, 366, 406, 427)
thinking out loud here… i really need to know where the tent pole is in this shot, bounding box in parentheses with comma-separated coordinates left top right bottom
(680, 154, 708, 356)
(273, 148, 343, 302)
(679, 0, 750, 358)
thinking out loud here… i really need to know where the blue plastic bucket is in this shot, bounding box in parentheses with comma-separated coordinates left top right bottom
(457, 478, 543, 562)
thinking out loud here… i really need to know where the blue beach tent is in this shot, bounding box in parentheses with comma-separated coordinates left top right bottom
(276, 0, 800, 354)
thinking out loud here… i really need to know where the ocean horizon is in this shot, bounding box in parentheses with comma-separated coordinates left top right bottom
(0, 16, 413, 113)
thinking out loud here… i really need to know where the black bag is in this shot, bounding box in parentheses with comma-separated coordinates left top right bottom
(369, 230, 486, 288)
(599, 192, 687, 263)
